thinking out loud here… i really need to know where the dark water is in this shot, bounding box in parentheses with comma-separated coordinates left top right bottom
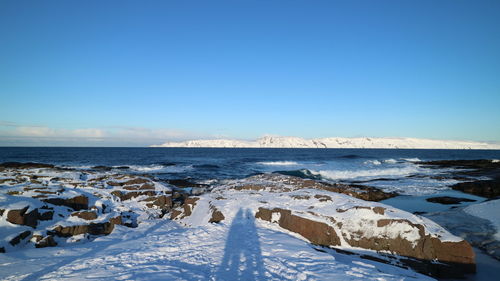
(1, 147, 499, 184)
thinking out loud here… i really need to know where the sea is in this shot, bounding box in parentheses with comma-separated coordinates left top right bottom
(1, 147, 499, 212)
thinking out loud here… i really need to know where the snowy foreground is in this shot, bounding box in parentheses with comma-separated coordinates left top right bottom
(0, 165, 479, 280)
(151, 136, 500, 149)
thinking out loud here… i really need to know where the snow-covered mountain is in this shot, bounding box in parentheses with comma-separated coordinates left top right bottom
(151, 136, 500, 149)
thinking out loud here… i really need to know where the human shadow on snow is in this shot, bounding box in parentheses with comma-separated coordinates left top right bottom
(215, 208, 267, 280)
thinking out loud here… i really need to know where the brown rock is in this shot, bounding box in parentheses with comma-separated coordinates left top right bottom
(452, 180, 500, 198)
(209, 209, 225, 223)
(255, 207, 341, 247)
(314, 194, 332, 202)
(7, 207, 39, 228)
(42, 195, 89, 210)
(143, 195, 172, 209)
(9, 231, 32, 246)
(111, 190, 157, 201)
(6, 207, 28, 225)
(109, 216, 123, 225)
(71, 211, 98, 220)
(35, 235, 57, 248)
(50, 221, 115, 237)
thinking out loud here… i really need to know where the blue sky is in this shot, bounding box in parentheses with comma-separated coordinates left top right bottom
(1, 0, 499, 146)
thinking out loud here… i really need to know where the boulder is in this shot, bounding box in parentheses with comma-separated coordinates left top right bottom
(9, 231, 32, 246)
(0, 247, 5, 253)
(209, 208, 225, 223)
(35, 235, 57, 248)
(71, 211, 98, 220)
(42, 195, 89, 210)
(6, 207, 39, 228)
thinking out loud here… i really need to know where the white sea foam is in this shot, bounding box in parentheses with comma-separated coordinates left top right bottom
(312, 165, 420, 181)
(364, 160, 382, 165)
(492, 159, 500, 163)
(384, 159, 398, 164)
(257, 161, 299, 166)
(402, 158, 421, 162)
(128, 165, 192, 173)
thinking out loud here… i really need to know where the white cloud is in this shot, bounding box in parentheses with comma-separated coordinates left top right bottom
(0, 121, 203, 146)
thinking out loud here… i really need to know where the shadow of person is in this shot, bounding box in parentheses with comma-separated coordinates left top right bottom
(215, 208, 267, 280)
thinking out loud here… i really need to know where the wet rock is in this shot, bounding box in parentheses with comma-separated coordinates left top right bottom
(42, 195, 89, 211)
(256, 207, 341, 246)
(451, 180, 500, 198)
(0, 209, 4, 216)
(71, 211, 98, 220)
(0, 247, 5, 253)
(426, 196, 476, 205)
(9, 230, 32, 246)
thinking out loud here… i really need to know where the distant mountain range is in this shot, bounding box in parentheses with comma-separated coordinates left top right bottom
(151, 136, 500, 149)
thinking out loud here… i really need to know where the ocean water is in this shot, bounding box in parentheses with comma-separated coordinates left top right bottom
(1, 147, 499, 198)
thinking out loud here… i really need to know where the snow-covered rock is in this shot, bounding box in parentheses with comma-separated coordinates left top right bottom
(172, 174, 476, 278)
(151, 136, 500, 149)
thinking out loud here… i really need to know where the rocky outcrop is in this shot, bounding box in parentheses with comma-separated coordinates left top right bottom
(256, 208, 341, 246)
(142, 195, 172, 209)
(229, 174, 396, 202)
(50, 222, 115, 237)
(255, 207, 475, 278)
(111, 190, 157, 201)
(451, 180, 500, 198)
(42, 195, 89, 211)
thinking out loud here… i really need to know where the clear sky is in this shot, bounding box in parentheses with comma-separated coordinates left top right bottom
(1, 0, 499, 146)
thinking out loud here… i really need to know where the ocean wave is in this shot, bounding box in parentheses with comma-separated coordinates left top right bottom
(363, 160, 382, 165)
(128, 164, 192, 173)
(312, 166, 420, 181)
(383, 159, 398, 164)
(273, 169, 321, 180)
(401, 158, 421, 162)
(257, 161, 299, 166)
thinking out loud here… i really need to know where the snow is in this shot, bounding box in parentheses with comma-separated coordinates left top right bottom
(0, 166, 469, 280)
(151, 136, 500, 149)
(0, 217, 434, 281)
(465, 199, 500, 240)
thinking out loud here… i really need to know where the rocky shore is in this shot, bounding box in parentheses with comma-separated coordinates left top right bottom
(0, 162, 483, 279)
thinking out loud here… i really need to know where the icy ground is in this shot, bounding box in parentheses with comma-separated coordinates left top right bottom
(0, 210, 433, 281)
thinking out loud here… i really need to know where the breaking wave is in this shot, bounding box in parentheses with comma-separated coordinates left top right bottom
(311, 166, 421, 181)
(128, 164, 192, 173)
(257, 161, 299, 166)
